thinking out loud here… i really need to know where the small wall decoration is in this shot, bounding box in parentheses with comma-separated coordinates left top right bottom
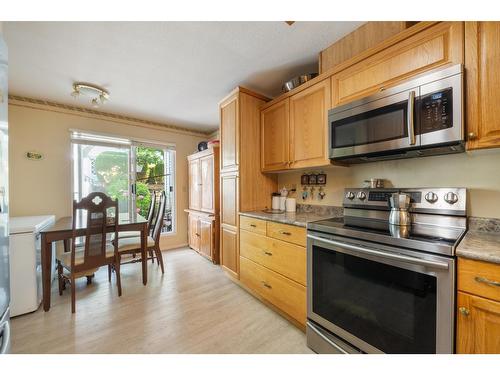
(308, 174, 318, 185)
(26, 151, 43, 161)
(317, 173, 327, 185)
(300, 174, 309, 185)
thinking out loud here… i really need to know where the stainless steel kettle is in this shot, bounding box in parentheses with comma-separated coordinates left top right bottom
(389, 193, 411, 226)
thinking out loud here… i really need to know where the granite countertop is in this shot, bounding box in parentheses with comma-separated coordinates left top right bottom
(456, 217, 500, 264)
(239, 209, 341, 228)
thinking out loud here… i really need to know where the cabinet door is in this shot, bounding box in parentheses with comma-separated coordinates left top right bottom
(221, 226, 238, 277)
(188, 158, 201, 211)
(457, 292, 500, 354)
(200, 154, 214, 213)
(199, 218, 213, 260)
(188, 214, 200, 251)
(466, 22, 500, 149)
(220, 173, 238, 227)
(289, 79, 331, 169)
(220, 95, 239, 172)
(332, 22, 464, 106)
(261, 99, 290, 172)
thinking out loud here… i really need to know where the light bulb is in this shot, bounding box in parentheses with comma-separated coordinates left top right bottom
(99, 93, 106, 104)
(91, 98, 99, 108)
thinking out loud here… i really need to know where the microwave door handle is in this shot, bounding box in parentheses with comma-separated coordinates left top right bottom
(407, 90, 416, 145)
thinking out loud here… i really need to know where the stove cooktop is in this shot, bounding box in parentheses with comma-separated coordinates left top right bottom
(307, 217, 467, 256)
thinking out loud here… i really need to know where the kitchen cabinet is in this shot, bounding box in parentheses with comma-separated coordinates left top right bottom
(188, 158, 201, 211)
(218, 87, 278, 278)
(465, 22, 500, 150)
(456, 258, 500, 353)
(261, 99, 290, 171)
(187, 211, 219, 263)
(331, 22, 464, 107)
(186, 147, 220, 263)
(239, 215, 307, 327)
(261, 79, 331, 172)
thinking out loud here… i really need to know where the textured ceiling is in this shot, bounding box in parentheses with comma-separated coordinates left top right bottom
(4, 21, 363, 132)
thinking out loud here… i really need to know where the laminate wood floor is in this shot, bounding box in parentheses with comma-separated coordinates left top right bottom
(10, 248, 313, 354)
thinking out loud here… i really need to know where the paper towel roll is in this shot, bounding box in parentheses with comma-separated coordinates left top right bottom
(285, 198, 296, 212)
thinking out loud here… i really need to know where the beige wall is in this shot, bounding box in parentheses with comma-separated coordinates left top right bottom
(278, 148, 500, 219)
(8, 101, 207, 250)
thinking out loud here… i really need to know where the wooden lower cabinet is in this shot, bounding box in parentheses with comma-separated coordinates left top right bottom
(456, 292, 500, 353)
(240, 256, 306, 325)
(221, 225, 238, 278)
(187, 211, 219, 263)
(238, 216, 307, 327)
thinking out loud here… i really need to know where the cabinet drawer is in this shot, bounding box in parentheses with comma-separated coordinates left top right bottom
(240, 230, 306, 285)
(240, 256, 306, 325)
(458, 258, 500, 302)
(266, 221, 306, 247)
(240, 216, 266, 235)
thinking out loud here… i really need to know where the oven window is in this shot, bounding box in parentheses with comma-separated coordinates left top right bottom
(312, 245, 437, 353)
(332, 100, 408, 148)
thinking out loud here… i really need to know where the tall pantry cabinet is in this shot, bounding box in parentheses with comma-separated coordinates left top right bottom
(186, 146, 220, 263)
(219, 87, 278, 279)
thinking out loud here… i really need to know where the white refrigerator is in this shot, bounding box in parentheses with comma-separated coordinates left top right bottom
(0, 32, 10, 354)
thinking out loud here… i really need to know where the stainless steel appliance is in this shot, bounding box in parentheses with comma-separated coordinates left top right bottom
(329, 65, 464, 163)
(388, 192, 411, 226)
(0, 35, 10, 354)
(306, 187, 467, 354)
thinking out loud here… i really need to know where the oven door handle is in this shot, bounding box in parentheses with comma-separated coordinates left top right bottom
(307, 235, 449, 270)
(407, 90, 416, 146)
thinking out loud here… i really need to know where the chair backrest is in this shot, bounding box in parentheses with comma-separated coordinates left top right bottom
(146, 192, 157, 224)
(151, 191, 166, 245)
(71, 192, 119, 272)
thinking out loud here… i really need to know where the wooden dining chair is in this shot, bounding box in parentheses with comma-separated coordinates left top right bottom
(57, 192, 122, 313)
(115, 191, 157, 239)
(116, 191, 166, 274)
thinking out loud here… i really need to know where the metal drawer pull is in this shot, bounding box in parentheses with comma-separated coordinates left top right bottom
(459, 307, 470, 316)
(279, 230, 292, 235)
(307, 234, 449, 270)
(250, 224, 257, 228)
(261, 282, 272, 289)
(474, 276, 500, 287)
(263, 251, 273, 256)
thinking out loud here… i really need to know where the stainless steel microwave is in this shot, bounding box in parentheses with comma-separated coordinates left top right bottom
(328, 64, 464, 163)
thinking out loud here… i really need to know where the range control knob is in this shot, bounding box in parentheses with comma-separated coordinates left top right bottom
(425, 192, 438, 203)
(356, 191, 367, 201)
(444, 192, 459, 204)
(345, 191, 355, 200)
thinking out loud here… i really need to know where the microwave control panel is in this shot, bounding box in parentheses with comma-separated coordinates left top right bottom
(419, 88, 453, 134)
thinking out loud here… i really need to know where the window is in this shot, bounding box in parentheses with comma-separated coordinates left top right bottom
(71, 131, 176, 234)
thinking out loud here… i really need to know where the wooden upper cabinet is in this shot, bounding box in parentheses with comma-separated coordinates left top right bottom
(289, 79, 331, 169)
(331, 22, 464, 107)
(261, 99, 290, 172)
(220, 95, 239, 172)
(199, 154, 214, 213)
(466, 22, 500, 150)
(456, 292, 500, 354)
(188, 158, 201, 211)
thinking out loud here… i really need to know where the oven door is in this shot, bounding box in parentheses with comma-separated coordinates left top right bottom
(329, 87, 420, 160)
(307, 232, 455, 354)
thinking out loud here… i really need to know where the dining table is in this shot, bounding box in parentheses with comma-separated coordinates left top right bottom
(40, 212, 149, 312)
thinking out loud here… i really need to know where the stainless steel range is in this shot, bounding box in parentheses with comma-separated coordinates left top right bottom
(306, 187, 467, 354)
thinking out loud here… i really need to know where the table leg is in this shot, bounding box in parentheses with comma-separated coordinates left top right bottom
(41, 233, 52, 312)
(141, 222, 147, 285)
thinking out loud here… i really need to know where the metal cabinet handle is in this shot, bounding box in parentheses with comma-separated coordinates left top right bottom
(250, 224, 257, 228)
(261, 281, 272, 289)
(475, 276, 500, 287)
(459, 307, 470, 316)
(407, 90, 416, 146)
(263, 251, 273, 256)
(279, 230, 292, 236)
